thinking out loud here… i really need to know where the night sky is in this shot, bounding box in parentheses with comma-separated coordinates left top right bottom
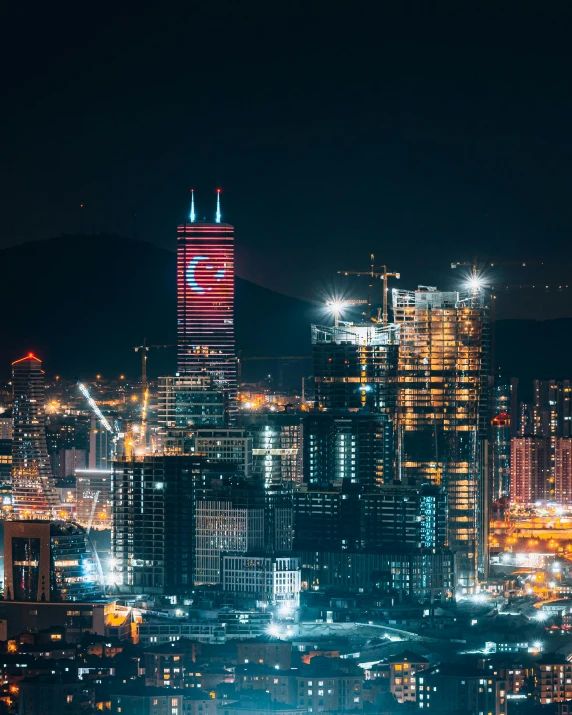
(2, 2, 572, 319)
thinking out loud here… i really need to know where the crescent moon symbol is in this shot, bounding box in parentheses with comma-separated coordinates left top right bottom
(187, 256, 208, 293)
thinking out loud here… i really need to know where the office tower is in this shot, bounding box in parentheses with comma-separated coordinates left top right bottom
(11, 354, 59, 518)
(4, 520, 102, 602)
(74, 468, 112, 531)
(555, 438, 572, 503)
(491, 373, 513, 501)
(303, 411, 393, 489)
(510, 437, 550, 504)
(177, 195, 237, 413)
(243, 412, 303, 490)
(158, 375, 226, 454)
(311, 322, 398, 413)
(193, 428, 252, 478)
(392, 287, 490, 592)
(111, 455, 205, 597)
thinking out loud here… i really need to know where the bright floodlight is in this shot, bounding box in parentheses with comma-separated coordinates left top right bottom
(279, 603, 294, 618)
(535, 611, 549, 622)
(326, 299, 347, 314)
(467, 274, 484, 292)
(533, 641, 543, 651)
(267, 624, 282, 638)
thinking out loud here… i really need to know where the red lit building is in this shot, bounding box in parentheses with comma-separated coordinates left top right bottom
(176, 195, 237, 412)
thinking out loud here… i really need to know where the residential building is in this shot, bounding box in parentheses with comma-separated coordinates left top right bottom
(389, 651, 429, 703)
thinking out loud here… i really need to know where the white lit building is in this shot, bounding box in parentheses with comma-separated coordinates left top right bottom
(222, 555, 301, 608)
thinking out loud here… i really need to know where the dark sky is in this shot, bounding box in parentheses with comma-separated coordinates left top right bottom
(2, 2, 572, 318)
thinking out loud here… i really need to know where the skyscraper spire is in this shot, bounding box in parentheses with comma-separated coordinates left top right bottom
(190, 189, 196, 223)
(215, 189, 221, 223)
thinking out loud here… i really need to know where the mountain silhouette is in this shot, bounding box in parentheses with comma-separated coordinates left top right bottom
(0, 235, 568, 391)
(0, 235, 317, 382)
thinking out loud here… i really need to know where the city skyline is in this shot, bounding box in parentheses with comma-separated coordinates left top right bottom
(1, 5, 572, 713)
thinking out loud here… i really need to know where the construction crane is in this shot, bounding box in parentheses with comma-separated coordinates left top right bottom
(338, 254, 401, 325)
(86, 491, 100, 533)
(133, 340, 176, 449)
(77, 380, 118, 456)
(450, 261, 569, 373)
(451, 258, 546, 293)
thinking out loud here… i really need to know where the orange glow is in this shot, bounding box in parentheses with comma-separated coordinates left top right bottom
(11, 354, 41, 365)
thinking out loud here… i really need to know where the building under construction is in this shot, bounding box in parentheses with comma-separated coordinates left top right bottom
(392, 286, 491, 592)
(312, 322, 399, 413)
(309, 286, 491, 593)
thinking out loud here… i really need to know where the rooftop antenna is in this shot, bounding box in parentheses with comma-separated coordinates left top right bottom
(190, 189, 196, 222)
(215, 189, 221, 223)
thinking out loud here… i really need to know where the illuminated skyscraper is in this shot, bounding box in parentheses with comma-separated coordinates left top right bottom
(393, 287, 490, 593)
(11, 354, 58, 518)
(177, 191, 237, 413)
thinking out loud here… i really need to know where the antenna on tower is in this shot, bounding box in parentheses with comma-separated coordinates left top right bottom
(215, 189, 221, 223)
(190, 189, 196, 222)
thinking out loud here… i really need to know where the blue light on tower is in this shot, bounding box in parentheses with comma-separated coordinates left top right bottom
(215, 189, 221, 223)
(190, 189, 196, 222)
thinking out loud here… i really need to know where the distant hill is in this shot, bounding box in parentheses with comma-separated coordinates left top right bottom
(0, 235, 569, 389)
(0, 235, 317, 381)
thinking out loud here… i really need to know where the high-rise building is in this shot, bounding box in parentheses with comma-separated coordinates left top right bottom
(243, 412, 303, 490)
(311, 322, 398, 413)
(193, 429, 252, 478)
(510, 437, 550, 504)
(111, 455, 205, 597)
(158, 375, 226, 453)
(392, 287, 490, 592)
(303, 410, 393, 489)
(532, 380, 572, 439)
(11, 354, 58, 518)
(4, 520, 102, 602)
(177, 193, 237, 413)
